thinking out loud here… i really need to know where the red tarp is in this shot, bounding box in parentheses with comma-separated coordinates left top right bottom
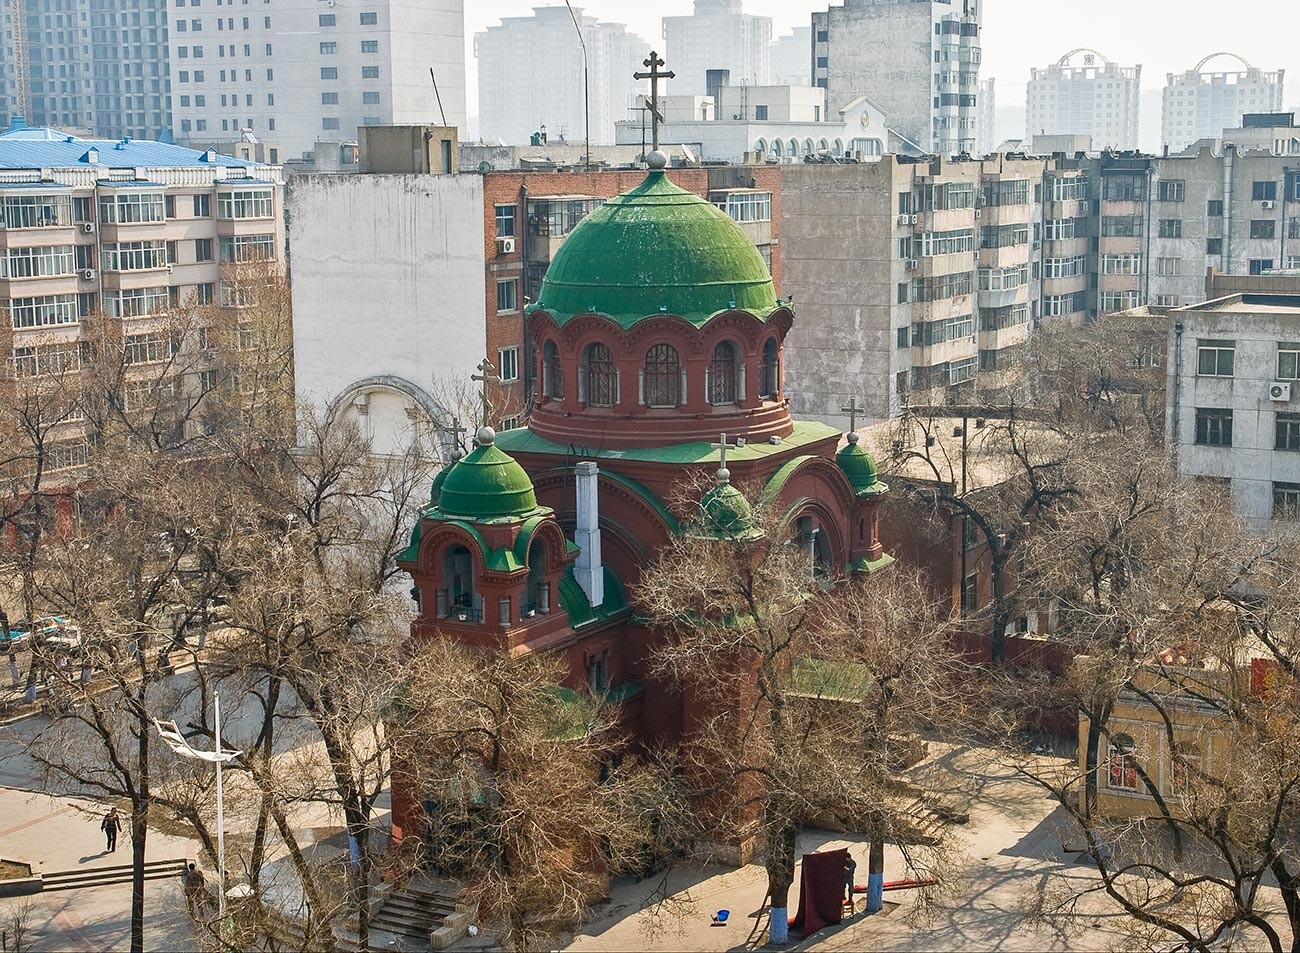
(790, 848, 848, 937)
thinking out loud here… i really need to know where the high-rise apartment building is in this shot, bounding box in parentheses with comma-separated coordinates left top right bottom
(771, 27, 812, 88)
(476, 7, 645, 148)
(171, 0, 467, 162)
(662, 0, 771, 96)
(1162, 54, 1285, 152)
(0, 0, 172, 140)
(977, 78, 996, 155)
(1026, 50, 1141, 151)
(812, 0, 983, 156)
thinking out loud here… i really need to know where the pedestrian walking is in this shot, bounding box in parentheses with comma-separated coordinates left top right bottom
(181, 862, 207, 914)
(101, 808, 122, 852)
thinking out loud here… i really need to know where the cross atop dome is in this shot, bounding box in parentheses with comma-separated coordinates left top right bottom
(634, 51, 676, 153)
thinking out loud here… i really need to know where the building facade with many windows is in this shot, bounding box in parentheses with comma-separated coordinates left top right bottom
(1166, 287, 1300, 531)
(1026, 50, 1141, 151)
(170, 0, 466, 162)
(1162, 54, 1285, 153)
(662, 0, 772, 97)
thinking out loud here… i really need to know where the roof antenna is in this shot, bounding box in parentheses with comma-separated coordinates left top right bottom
(429, 68, 448, 128)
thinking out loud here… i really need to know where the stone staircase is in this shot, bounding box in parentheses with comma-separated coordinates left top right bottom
(41, 858, 187, 892)
(360, 877, 472, 952)
(893, 785, 971, 847)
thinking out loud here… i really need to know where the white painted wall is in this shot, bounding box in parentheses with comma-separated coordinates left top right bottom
(288, 173, 486, 458)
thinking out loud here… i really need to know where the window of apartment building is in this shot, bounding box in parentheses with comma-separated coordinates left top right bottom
(1197, 339, 1235, 377)
(980, 223, 1029, 249)
(362, 91, 381, 106)
(714, 191, 772, 224)
(1099, 291, 1142, 313)
(1250, 259, 1275, 275)
(102, 240, 168, 272)
(979, 304, 1029, 331)
(960, 572, 979, 614)
(913, 271, 974, 302)
(497, 279, 519, 313)
(497, 347, 519, 383)
(193, 194, 211, 217)
(361, 40, 378, 53)
(897, 192, 913, 214)
(75, 246, 94, 271)
(1276, 413, 1300, 452)
(1044, 218, 1078, 241)
(1275, 483, 1300, 520)
(196, 283, 214, 305)
(321, 67, 338, 80)
(109, 288, 171, 319)
(322, 118, 340, 130)
(1043, 292, 1086, 317)
(916, 182, 976, 212)
(217, 189, 273, 220)
(1207, 238, 1224, 255)
(192, 46, 203, 57)
(1195, 408, 1234, 447)
(897, 282, 909, 304)
(97, 192, 165, 225)
(898, 238, 912, 259)
(1156, 257, 1181, 276)
(1207, 199, 1224, 217)
(1250, 219, 1276, 240)
(318, 13, 334, 25)
(1, 245, 75, 279)
(915, 228, 974, 257)
(46, 442, 89, 473)
(1102, 174, 1147, 202)
(1100, 254, 1142, 276)
(1101, 215, 1143, 237)
(980, 179, 1029, 207)
(1252, 180, 1278, 202)
(978, 263, 1029, 290)
(123, 331, 177, 364)
(360, 11, 377, 24)
(494, 204, 516, 237)
(949, 356, 977, 386)
(362, 66, 380, 79)
(9, 294, 78, 329)
(1157, 179, 1185, 202)
(1278, 344, 1300, 380)
(321, 92, 338, 105)
(1046, 176, 1089, 203)
(219, 234, 275, 263)
(754, 105, 768, 120)
(896, 326, 911, 349)
(1157, 219, 1183, 239)
(319, 41, 337, 54)
(911, 314, 974, 346)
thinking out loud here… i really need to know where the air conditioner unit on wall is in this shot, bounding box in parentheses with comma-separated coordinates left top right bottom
(82, 269, 96, 280)
(1261, 200, 1276, 210)
(496, 236, 515, 255)
(1270, 382, 1292, 402)
(906, 259, 918, 271)
(82, 222, 96, 233)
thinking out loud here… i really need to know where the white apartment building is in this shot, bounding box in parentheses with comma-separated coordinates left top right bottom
(1026, 50, 1141, 151)
(812, 0, 983, 156)
(170, 0, 467, 162)
(662, 0, 771, 96)
(771, 27, 812, 88)
(476, 7, 646, 148)
(977, 78, 996, 156)
(0, 124, 284, 474)
(1162, 54, 1285, 153)
(1167, 291, 1300, 532)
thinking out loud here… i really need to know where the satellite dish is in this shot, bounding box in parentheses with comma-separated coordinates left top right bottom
(682, 143, 698, 164)
(477, 160, 492, 174)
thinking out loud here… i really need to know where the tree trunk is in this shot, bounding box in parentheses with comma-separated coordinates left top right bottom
(1083, 717, 1103, 819)
(1269, 857, 1300, 953)
(866, 837, 885, 913)
(131, 719, 150, 953)
(989, 551, 1009, 665)
(766, 822, 798, 945)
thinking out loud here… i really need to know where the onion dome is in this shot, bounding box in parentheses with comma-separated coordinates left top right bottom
(837, 432, 887, 497)
(696, 466, 761, 540)
(429, 447, 464, 507)
(533, 151, 778, 327)
(436, 427, 540, 521)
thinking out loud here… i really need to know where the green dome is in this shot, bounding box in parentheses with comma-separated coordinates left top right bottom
(696, 472, 759, 539)
(534, 163, 778, 328)
(837, 433, 883, 496)
(437, 429, 539, 521)
(429, 453, 461, 506)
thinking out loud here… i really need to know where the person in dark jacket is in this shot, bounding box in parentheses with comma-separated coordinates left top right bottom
(101, 808, 122, 852)
(844, 852, 858, 904)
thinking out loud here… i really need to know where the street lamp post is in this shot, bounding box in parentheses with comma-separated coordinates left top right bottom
(155, 692, 241, 920)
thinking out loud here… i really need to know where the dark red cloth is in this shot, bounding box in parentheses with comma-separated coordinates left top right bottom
(789, 848, 848, 937)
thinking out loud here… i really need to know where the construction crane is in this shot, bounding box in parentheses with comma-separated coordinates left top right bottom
(8, 0, 30, 120)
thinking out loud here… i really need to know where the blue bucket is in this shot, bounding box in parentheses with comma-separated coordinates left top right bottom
(715, 910, 730, 923)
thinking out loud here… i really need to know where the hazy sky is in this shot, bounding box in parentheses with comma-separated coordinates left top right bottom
(463, 1, 1298, 149)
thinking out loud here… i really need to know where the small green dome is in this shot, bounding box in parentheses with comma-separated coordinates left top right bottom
(696, 470, 758, 539)
(837, 433, 882, 495)
(429, 452, 462, 506)
(437, 428, 539, 521)
(534, 160, 778, 328)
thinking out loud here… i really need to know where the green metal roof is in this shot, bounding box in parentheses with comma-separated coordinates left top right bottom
(695, 478, 763, 541)
(837, 433, 889, 498)
(530, 168, 779, 328)
(557, 567, 629, 628)
(495, 419, 840, 465)
(437, 439, 540, 522)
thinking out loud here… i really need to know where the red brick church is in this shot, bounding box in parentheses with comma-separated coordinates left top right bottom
(392, 152, 893, 839)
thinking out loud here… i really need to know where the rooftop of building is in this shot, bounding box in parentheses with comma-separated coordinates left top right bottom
(0, 118, 265, 171)
(1182, 293, 1300, 315)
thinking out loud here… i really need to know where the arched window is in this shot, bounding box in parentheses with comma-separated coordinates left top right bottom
(525, 539, 551, 615)
(708, 341, 738, 405)
(542, 340, 564, 400)
(803, 139, 814, 156)
(833, 138, 844, 156)
(644, 344, 681, 408)
(583, 342, 617, 407)
(772, 140, 784, 158)
(787, 139, 799, 158)
(760, 337, 780, 399)
(818, 138, 830, 154)
(440, 545, 479, 621)
(795, 515, 833, 580)
(754, 138, 768, 157)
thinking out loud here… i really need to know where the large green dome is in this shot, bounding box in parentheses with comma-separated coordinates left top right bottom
(533, 159, 779, 328)
(437, 429, 539, 521)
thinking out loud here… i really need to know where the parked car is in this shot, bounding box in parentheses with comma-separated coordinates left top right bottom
(4, 616, 71, 643)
